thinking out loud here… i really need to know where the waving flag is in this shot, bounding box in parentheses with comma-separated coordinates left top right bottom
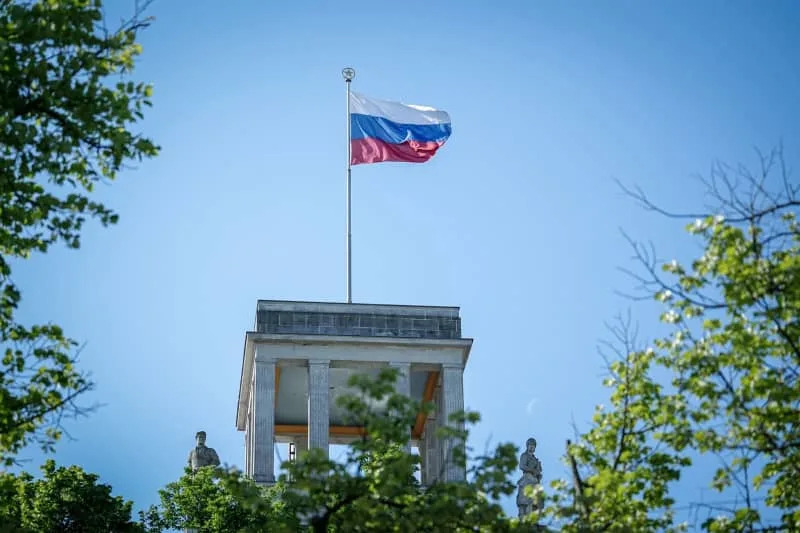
(349, 92, 452, 165)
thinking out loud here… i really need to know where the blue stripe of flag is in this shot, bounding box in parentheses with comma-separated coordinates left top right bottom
(350, 113, 452, 144)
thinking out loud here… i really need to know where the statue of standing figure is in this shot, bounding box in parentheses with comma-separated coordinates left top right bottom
(516, 437, 542, 518)
(188, 430, 220, 471)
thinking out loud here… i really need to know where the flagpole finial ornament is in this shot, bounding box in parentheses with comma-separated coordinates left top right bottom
(342, 67, 355, 82)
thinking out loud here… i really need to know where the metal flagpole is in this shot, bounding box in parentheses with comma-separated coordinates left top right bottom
(342, 67, 355, 303)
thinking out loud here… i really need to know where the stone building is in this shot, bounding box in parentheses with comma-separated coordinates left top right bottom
(235, 300, 472, 484)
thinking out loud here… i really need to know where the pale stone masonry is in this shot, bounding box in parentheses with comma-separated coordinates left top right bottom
(441, 363, 466, 482)
(236, 300, 472, 485)
(307, 360, 330, 451)
(389, 361, 412, 453)
(252, 358, 275, 483)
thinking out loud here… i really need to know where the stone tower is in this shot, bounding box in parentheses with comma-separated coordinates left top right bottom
(235, 300, 472, 484)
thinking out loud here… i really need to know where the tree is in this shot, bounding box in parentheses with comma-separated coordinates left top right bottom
(0, 459, 143, 532)
(540, 314, 691, 533)
(139, 466, 296, 533)
(146, 369, 532, 532)
(0, 0, 158, 464)
(538, 147, 799, 531)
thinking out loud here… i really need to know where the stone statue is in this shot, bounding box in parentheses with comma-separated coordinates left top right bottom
(516, 437, 542, 518)
(188, 430, 220, 470)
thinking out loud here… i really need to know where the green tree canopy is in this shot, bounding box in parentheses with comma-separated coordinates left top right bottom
(0, 459, 143, 532)
(0, 0, 158, 464)
(139, 466, 296, 533)
(538, 148, 800, 532)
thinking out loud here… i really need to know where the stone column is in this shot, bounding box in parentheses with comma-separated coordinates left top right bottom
(307, 359, 330, 456)
(418, 438, 427, 484)
(248, 391, 255, 477)
(423, 382, 442, 485)
(244, 425, 250, 476)
(389, 361, 412, 452)
(253, 355, 276, 483)
(423, 403, 439, 484)
(441, 363, 465, 482)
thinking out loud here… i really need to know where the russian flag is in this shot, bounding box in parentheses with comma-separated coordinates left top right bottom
(349, 92, 451, 165)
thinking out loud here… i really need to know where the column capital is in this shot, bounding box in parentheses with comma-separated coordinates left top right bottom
(441, 362, 464, 370)
(254, 345, 276, 363)
(308, 358, 330, 366)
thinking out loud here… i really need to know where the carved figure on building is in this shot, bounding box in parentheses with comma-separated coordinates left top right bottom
(188, 430, 220, 470)
(516, 437, 542, 518)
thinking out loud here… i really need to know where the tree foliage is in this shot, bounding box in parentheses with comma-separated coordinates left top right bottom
(139, 466, 295, 533)
(539, 314, 690, 533)
(0, 0, 158, 463)
(145, 369, 534, 532)
(538, 148, 800, 532)
(0, 459, 143, 532)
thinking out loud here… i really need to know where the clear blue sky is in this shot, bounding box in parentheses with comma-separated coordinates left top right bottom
(13, 0, 800, 521)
